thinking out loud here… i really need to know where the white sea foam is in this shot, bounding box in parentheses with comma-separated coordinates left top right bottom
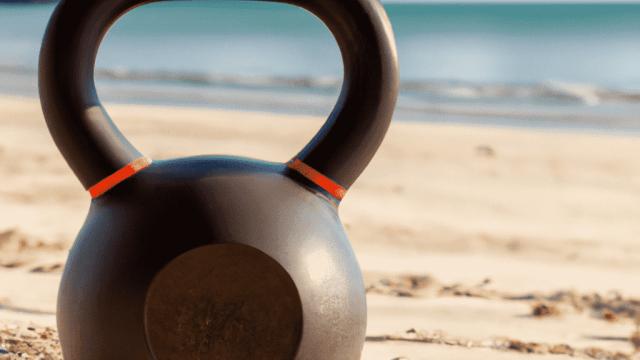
(2, 64, 640, 131)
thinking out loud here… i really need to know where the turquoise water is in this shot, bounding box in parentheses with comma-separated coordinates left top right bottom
(2, 2, 640, 130)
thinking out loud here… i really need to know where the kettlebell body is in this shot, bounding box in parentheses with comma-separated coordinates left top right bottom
(59, 158, 366, 359)
(39, 0, 398, 359)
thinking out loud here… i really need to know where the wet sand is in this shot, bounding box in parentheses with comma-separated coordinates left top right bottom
(1, 95, 639, 359)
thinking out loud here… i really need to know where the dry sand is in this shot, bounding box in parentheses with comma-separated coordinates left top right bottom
(1, 95, 639, 359)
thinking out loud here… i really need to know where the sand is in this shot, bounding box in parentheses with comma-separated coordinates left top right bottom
(1, 95, 639, 359)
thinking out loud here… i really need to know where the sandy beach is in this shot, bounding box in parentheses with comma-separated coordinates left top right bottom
(1, 94, 639, 359)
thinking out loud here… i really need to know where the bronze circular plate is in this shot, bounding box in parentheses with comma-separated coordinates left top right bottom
(144, 244, 302, 360)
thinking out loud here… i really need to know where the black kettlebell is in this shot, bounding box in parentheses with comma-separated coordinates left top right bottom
(39, 0, 398, 358)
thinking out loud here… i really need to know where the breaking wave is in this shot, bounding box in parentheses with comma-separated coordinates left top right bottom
(93, 67, 640, 106)
(3, 64, 639, 106)
(3, 64, 640, 131)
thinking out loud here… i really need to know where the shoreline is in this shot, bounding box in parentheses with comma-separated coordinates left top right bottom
(5, 90, 640, 137)
(4, 47, 640, 134)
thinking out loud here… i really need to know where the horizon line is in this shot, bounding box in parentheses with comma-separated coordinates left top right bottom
(383, 0, 640, 3)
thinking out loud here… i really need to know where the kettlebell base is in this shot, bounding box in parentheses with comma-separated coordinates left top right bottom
(144, 243, 303, 360)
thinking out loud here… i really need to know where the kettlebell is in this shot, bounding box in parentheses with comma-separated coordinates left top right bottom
(39, 0, 398, 358)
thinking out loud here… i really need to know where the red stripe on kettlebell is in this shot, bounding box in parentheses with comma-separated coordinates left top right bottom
(88, 157, 152, 198)
(287, 159, 346, 200)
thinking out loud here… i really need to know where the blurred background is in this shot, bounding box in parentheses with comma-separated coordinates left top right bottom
(1, 1, 640, 359)
(2, 1, 640, 129)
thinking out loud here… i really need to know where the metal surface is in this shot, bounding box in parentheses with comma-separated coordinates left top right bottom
(39, 0, 399, 359)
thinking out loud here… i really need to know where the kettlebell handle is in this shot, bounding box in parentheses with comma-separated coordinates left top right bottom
(39, 0, 399, 198)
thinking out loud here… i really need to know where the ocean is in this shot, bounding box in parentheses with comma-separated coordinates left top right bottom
(1, 1, 640, 131)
